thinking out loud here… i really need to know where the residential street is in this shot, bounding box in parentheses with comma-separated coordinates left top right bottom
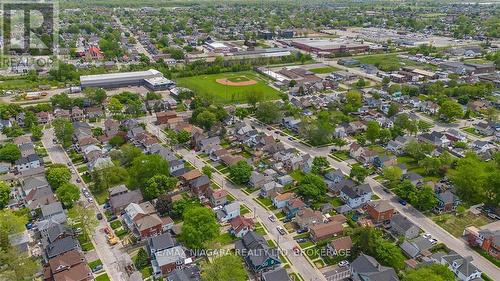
(41, 128, 127, 281)
(245, 118, 500, 279)
(143, 119, 328, 281)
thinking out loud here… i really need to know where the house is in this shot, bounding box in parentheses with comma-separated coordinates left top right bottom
(207, 188, 228, 207)
(261, 267, 290, 281)
(104, 118, 120, 137)
(249, 171, 272, 189)
(21, 175, 49, 197)
(235, 231, 280, 272)
(108, 186, 143, 214)
(229, 215, 254, 238)
(260, 181, 284, 198)
(194, 136, 220, 153)
(296, 208, 324, 230)
(272, 192, 294, 209)
(15, 154, 42, 172)
(399, 236, 434, 258)
(474, 122, 494, 136)
(37, 112, 50, 124)
(84, 107, 105, 119)
(122, 202, 170, 239)
(44, 249, 91, 281)
(340, 184, 372, 209)
(324, 170, 345, 184)
(465, 227, 500, 259)
(404, 172, 423, 186)
(188, 174, 210, 197)
(418, 131, 450, 147)
(373, 155, 397, 169)
(209, 148, 229, 162)
(366, 200, 394, 223)
(166, 266, 201, 281)
(41, 202, 67, 223)
(328, 178, 356, 196)
(152, 246, 188, 275)
(45, 236, 79, 260)
(351, 253, 400, 281)
(147, 232, 177, 256)
(327, 236, 352, 256)
(438, 251, 481, 281)
(390, 214, 420, 239)
(283, 198, 306, 218)
(8, 231, 29, 253)
(309, 221, 343, 241)
(434, 190, 459, 213)
(276, 175, 293, 186)
(19, 142, 36, 158)
(445, 129, 467, 143)
(156, 111, 177, 125)
(25, 185, 57, 210)
(216, 201, 240, 222)
(70, 106, 85, 122)
(387, 136, 414, 155)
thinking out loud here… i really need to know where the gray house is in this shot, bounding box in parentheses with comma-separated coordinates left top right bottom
(390, 214, 420, 239)
(351, 253, 399, 281)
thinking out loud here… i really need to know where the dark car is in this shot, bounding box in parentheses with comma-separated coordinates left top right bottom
(296, 228, 308, 234)
(103, 202, 111, 209)
(92, 265, 103, 273)
(398, 199, 407, 206)
(96, 213, 103, 220)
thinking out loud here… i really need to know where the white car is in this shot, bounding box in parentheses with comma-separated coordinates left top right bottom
(429, 238, 438, 245)
(276, 226, 285, 235)
(423, 233, 432, 239)
(338, 260, 349, 267)
(268, 215, 276, 222)
(87, 197, 93, 203)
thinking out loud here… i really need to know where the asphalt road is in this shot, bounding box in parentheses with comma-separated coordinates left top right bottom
(144, 119, 328, 281)
(41, 128, 128, 281)
(245, 118, 500, 279)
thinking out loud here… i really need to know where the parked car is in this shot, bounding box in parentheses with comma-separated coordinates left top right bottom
(91, 265, 103, 273)
(276, 226, 286, 235)
(268, 215, 276, 222)
(96, 213, 103, 220)
(398, 198, 407, 206)
(87, 197, 94, 203)
(103, 202, 111, 209)
(293, 246, 301, 254)
(423, 233, 432, 239)
(338, 260, 349, 267)
(296, 229, 308, 234)
(429, 238, 438, 245)
(295, 238, 307, 243)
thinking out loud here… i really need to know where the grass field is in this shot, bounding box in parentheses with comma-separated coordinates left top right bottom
(432, 212, 491, 237)
(356, 53, 437, 71)
(175, 71, 281, 104)
(309, 66, 338, 74)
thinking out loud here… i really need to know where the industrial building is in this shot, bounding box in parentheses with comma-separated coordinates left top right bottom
(282, 39, 369, 56)
(80, 69, 165, 89)
(144, 77, 176, 91)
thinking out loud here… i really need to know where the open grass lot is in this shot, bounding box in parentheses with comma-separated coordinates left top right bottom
(95, 273, 110, 281)
(462, 127, 483, 137)
(175, 71, 281, 104)
(355, 53, 436, 71)
(463, 58, 493, 65)
(432, 212, 491, 237)
(309, 66, 338, 74)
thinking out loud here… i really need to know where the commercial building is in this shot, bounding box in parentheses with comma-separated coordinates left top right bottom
(283, 39, 368, 56)
(80, 69, 164, 89)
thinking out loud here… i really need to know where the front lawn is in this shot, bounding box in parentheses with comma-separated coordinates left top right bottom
(77, 233, 94, 252)
(240, 204, 251, 215)
(330, 197, 343, 207)
(95, 273, 110, 281)
(330, 151, 350, 161)
(462, 127, 483, 137)
(255, 197, 273, 209)
(432, 213, 491, 237)
(140, 267, 153, 279)
(110, 220, 122, 230)
(88, 259, 102, 270)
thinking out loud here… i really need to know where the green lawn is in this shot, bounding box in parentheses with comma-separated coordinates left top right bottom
(88, 259, 102, 270)
(432, 213, 491, 237)
(140, 266, 153, 278)
(462, 127, 483, 137)
(356, 53, 436, 71)
(95, 273, 110, 281)
(175, 71, 281, 104)
(110, 220, 122, 230)
(330, 151, 350, 161)
(240, 204, 251, 215)
(77, 233, 94, 252)
(309, 66, 338, 74)
(330, 197, 343, 207)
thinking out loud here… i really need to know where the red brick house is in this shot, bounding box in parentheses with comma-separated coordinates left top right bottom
(465, 226, 500, 260)
(156, 111, 177, 125)
(229, 215, 254, 238)
(43, 249, 92, 281)
(123, 202, 171, 240)
(366, 200, 394, 223)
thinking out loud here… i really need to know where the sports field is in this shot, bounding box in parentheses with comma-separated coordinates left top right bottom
(175, 71, 282, 104)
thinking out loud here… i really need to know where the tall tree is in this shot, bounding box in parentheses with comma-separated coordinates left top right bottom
(46, 164, 72, 190)
(67, 204, 98, 238)
(0, 144, 20, 163)
(55, 182, 80, 208)
(350, 165, 369, 183)
(311, 156, 329, 175)
(255, 102, 282, 124)
(438, 99, 463, 122)
(366, 121, 381, 144)
(229, 160, 252, 184)
(180, 206, 219, 249)
(52, 118, 74, 148)
(128, 154, 170, 190)
(0, 181, 10, 209)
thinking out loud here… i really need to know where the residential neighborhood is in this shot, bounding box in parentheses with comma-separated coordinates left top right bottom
(0, 1, 499, 281)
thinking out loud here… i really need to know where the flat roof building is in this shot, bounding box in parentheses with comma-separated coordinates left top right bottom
(80, 69, 163, 89)
(285, 39, 369, 55)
